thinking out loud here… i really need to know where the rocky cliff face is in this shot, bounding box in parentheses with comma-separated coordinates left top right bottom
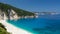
(0, 3, 35, 20)
(0, 9, 19, 20)
(0, 9, 35, 20)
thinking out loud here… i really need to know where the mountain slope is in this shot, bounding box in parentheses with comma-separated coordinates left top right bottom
(0, 3, 35, 20)
(0, 3, 35, 17)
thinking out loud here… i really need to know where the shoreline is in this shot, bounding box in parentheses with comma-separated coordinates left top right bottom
(0, 20, 32, 34)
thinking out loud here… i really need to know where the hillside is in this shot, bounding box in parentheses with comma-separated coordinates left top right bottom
(0, 3, 35, 20)
(0, 3, 35, 16)
(0, 23, 10, 34)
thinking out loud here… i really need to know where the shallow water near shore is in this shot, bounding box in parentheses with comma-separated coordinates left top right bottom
(7, 15, 60, 34)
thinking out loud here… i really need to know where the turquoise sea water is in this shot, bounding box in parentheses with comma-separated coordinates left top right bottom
(7, 15, 60, 34)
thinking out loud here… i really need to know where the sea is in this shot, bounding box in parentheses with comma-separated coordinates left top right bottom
(7, 14, 60, 34)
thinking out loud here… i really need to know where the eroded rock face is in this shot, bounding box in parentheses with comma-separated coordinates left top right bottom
(0, 9, 36, 20)
(0, 9, 19, 20)
(8, 9, 19, 20)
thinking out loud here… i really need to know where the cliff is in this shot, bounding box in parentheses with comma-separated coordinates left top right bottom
(0, 3, 35, 20)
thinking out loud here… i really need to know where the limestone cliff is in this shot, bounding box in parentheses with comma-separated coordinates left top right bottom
(0, 3, 35, 20)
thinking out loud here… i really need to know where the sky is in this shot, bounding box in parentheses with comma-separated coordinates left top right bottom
(0, 0, 60, 12)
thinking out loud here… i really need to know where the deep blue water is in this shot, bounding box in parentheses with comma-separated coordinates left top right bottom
(7, 15, 60, 34)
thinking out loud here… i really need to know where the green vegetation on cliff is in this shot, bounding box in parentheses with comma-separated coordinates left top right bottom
(0, 3, 35, 17)
(0, 23, 10, 34)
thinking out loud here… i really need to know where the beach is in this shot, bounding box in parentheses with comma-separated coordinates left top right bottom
(0, 20, 32, 34)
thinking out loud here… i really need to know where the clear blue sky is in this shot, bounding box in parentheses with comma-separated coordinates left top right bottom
(0, 0, 60, 12)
